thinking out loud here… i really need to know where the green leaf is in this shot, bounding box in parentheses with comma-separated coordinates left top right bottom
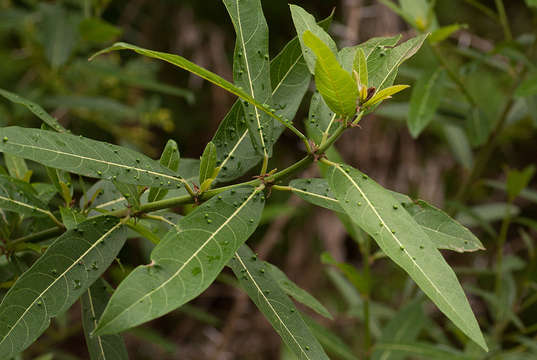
(465, 107, 491, 147)
(301, 315, 358, 360)
(0, 88, 66, 133)
(353, 48, 368, 88)
(265, 262, 332, 319)
(0, 216, 126, 357)
(430, 24, 467, 44)
(407, 68, 445, 138)
(0, 174, 50, 217)
(38, 4, 77, 68)
(303, 31, 358, 117)
(290, 4, 337, 74)
(515, 72, 537, 97)
(527, 0, 537, 8)
(148, 139, 180, 203)
(506, 165, 536, 202)
(94, 187, 265, 335)
(374, 342, 474, 360)
(442, 123, 473, 170)
(321, 252, 370, 295)
(78, 18, 122, 44)
(229, 245, 329, 360)
(372, 299, 425, 360)
(224, 0, 273, 156)
(4, 154, 30, 182)
(198, 141, 217, 187)
(59, 206, 86, 230)
(81, 279, 129, 360)
(368, 34, 428, 91)
(306, 92, 338, 145)
(289, 178, 342, 213)
(82, 180, 127, 215)
(112, 181, 141, 210)
(392, 195, 485, 253)
(363, 84, 410, 108)
(213, 14, 332, 183)
(325, 163, 487, 351)
(90, 43, 300, 141)
(0, 127, 186, 189)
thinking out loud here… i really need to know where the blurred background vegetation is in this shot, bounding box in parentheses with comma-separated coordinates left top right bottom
(1, 0, 537, 359)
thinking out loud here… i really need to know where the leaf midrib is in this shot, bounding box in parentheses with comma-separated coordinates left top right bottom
(0, 221, 123, 347)
(235, 251, 313, 360)
(86, 287, 107, 358)
(0, 194, 49, 216)
(332, 164, 468, 329)
(97, 187, 260, 331)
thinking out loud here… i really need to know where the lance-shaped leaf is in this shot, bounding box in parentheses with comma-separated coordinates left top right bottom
(368, 34, 428, 91)
(81, 279, 129, 360)
(0, 216, 126, 357)
(373, 342, 474, 360)
(302, 315, 358, 360)
(325, 163, 487, 351)
(0, 127, 186, 189)
(213, 14, 332, 182)
(362, 84, 409, 108)
(391, 193, 485, 253)
(4, 154, 30, 181)
(408, 68, 446, 138)
(224, 0, 273, 157)
(59, 206, 86, 230)
(289, 178, 343, 213)
(0, 174, 51, 217)
(0, 88, 66, 133)
(94, 187, 265, 335)
(198, 141, 217, 191)
(90, 43, 303, 142)
(353, 48, 368, 88)
(303, 31, 358, 118)
(148, 139, 180, 203)
(265, 262, 332, 319)
(290, 4, 337, 74)
(229, 245, 330, 360)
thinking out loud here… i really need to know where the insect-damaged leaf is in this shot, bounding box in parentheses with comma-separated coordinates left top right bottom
(324, 163, 487, 351)
(94, 187, 265, 335)
(0, 127, 186, 189)
(0, 216, 126, 357)
(229, 245, 330, 360)
(224, 0, 273, 157)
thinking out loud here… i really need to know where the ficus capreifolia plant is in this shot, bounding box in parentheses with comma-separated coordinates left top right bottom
(7, 0, 537, 358)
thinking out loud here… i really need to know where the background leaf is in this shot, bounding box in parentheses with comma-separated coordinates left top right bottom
(81, 278, 129, 360)
(0, 216, 126, 357)
(0, 174, 50, 217)
(94, 187, 265, 335)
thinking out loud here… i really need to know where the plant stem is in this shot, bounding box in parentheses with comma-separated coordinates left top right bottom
(495, 0, 512, 41)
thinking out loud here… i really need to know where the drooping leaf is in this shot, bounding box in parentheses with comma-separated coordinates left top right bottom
(372, 299, 425, 360)
(303, 31, 358, 118)
(229, 245, 329, 360)
(0, 88, 66, 133)
(325, 163, 487, 350)
(289, 178, 343, 213)
(0, 216, 126, 357)
(0, 174, 51, 217)
(94, 187, 265, 335)
(407, 68, 445, 138)
(81, 279, 129, 360)
(290, 4, 337, 74)
(90, 43, 300, 140)
(148, 139, 180, 203)
(213, 14, 331, 182)
(265, 262, 332, 319)
(198, 141, 217, 190)
(0, 127, 186, 189)
(224, 0, 273, 156)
